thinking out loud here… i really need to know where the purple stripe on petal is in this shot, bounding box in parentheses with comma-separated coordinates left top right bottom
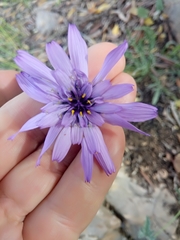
(41, 102, 59, 113)
(83, 126, 101, 154)
(37, 111, 60, 129)
(93, 40, 128, 84)
(36, 125, 62, 165)
(16, 73, 50, 104)
(8, 113, 45, 140)
(102, 84, 134, 100)
(71, 125, 83, 144)
(81, 139, 93, 182)
(91, 103, 121, 113)
(46, 41, 73, 74)
(68, 24, 88, 76)
(103, 114, 150, 136)
(61, 111, 75, 127)
(91, 80, 111, 98)
(78, 114, 88, 127)
(52, 69, 72, 90)
(117, 102, 158, 122)
(83, 126, 115, 175)
(85, 111, 104, 126)
(80, 82, 92, 99)
(52, 127, 71, 162)
(14, 50, 55, 82)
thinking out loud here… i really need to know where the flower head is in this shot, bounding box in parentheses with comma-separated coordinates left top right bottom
(11, 24, 157, 182)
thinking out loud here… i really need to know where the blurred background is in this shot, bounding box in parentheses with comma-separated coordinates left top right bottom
(0, 0, 180, 239)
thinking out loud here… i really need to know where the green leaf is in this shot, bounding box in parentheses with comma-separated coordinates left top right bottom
(155, 0, 164, 11)
(137, 7, 149, 19)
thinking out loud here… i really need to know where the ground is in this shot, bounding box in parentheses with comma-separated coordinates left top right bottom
(0, 0, 180, 239)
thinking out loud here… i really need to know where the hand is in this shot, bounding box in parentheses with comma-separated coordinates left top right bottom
(0, 42, 136, 240)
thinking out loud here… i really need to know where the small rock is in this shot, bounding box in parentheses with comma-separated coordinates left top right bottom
(80, 206, 121, 240)
(173, 153, 180, 173)
(35, 9, 59, 35)
(106, 166, 179, 240)
(164, 0, 180, 43)
(102, 230, 127, 240)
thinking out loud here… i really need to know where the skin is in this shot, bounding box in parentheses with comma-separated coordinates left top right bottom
(0, 42, 137, 240)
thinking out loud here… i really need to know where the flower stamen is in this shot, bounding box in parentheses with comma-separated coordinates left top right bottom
(82, 93, 86, 98)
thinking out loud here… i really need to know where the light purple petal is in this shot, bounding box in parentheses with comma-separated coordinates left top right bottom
(84, 126, 115, 175)
(102, 114, 149, 136)
(78, 114, 88, 128)
(91, 103, 121, 113)
(16, 72, 50, 104)
(117, 102, 158, 122)
(71, 125, 83, 144)
(80, 82, 93, 99)
(52, 127, 71, 162)
(8, 113, 44, 140)
(102, 84, 134, 100)
(81, 139, 93, 182)
(46, 41, 73, 74)
(52, 69, 72, 90)
(61, 111, 75, 127)
(93, 40, 128, 84)
(36, 125, 63, 165)
(91, 80, 111, 98)
(68, 24, 88, 76)
(37, 111, 60, 129)
(41, 102, 59, 113)
(85, 111, 104, 126)
(83, 126, 101, 154)
(14, 50, 55, 82)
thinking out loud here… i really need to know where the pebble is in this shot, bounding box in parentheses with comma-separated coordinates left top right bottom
(106, 166, 179, 240)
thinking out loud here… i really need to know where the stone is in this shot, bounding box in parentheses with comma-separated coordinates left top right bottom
(102, 230, 127, 240)
(79, 206, 121, 240)
(164, 0, 180, 43)
(106, 165, 179, 240)
(35, 9, 60, 35)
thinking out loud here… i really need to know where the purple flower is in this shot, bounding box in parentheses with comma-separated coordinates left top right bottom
(11, 24, 157, 182)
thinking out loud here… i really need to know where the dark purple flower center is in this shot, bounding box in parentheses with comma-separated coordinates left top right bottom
(67, 80, 93, 116)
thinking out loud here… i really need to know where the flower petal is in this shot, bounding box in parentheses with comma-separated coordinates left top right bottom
(46, 41, 73, 74)
(8, 113, 44, 140)
(81, 139, 93, 182)
(84, 126, 115, 175)
(68, 24, 88, 76)
(14, 50, 55, 82)
(91, 103, 121, 113)
(37, 111, 60, 129)
(103, 114, 149, 136)
(85, 111, 104, 126)
(61, 111, 75, 127)
(71, 125, 83, 144)
(36, 125, 63, 165)
(117, 102, 158, 122)
(83, 126, 101, 154)
(102, 84, 134, 100)
(16, 72, 50, 103)
(52, 69, 72, 90)
(91, 80, 111, 98)
(93, 40, 128, 84)
(52, 127, 71, 162)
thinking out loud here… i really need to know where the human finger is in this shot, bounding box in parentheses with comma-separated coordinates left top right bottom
(0, 70, 21, 106)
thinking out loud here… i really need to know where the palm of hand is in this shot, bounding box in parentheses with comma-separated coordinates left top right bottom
(0, 43, 136, 240)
